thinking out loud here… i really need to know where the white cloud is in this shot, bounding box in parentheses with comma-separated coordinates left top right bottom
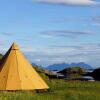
(33, 0, 98, 5)
(40, 30, 92, 40)
(24, 43, 100, 68)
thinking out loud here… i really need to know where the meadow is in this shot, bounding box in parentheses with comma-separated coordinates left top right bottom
(0, 80, 100, 100)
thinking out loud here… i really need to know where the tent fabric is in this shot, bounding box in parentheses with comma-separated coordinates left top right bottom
(0, 43, 49, 90)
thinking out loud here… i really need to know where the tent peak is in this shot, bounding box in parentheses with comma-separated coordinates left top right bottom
(11, 42, 19, 50)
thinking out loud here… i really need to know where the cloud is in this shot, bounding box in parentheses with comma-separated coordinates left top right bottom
(40, 30, 92, 38)
(24, 43, 100, 67)
(33, 0, 98, 6)
(0, 40, 4, 45)
(92, 16, 100, 24)
(89, 16, 100, 26)
(1, 32, 13, 36)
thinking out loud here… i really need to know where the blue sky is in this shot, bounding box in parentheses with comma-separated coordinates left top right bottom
(0, 0, 100, 67)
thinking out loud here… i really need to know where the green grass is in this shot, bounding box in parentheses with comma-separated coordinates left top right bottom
(0, 80, 100, 100)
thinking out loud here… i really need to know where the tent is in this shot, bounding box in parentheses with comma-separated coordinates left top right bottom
(0, 43, 49, 90)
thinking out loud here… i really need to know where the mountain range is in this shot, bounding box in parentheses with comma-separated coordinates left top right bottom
(45, 62, 93, 71)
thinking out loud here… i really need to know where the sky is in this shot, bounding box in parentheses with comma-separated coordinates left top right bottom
(0, 0, 100, 68)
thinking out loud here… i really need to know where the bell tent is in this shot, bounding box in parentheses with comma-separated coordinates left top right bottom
(0, 43, 49, 90)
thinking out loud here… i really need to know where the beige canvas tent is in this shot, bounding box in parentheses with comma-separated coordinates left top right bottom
(0, 43, 49, 90)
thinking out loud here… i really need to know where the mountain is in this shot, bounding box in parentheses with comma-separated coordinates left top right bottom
(46, 63, 70, 71)
(46, 62, 92, 71)
(70, 62, 92, 70)
(31, 63, 39, 67)
(31, 63, 43, 68)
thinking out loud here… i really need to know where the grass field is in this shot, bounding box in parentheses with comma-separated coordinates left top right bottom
(0, 80, 100, 100)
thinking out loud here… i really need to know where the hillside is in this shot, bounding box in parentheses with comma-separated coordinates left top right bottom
(86, 68, 100, 81)
(0, 54, 3, 60)
(58, 67, 86, 75)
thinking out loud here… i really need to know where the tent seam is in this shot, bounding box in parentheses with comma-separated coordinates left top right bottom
(15, 50, 22, 90)
(5, 51, 12, 90)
